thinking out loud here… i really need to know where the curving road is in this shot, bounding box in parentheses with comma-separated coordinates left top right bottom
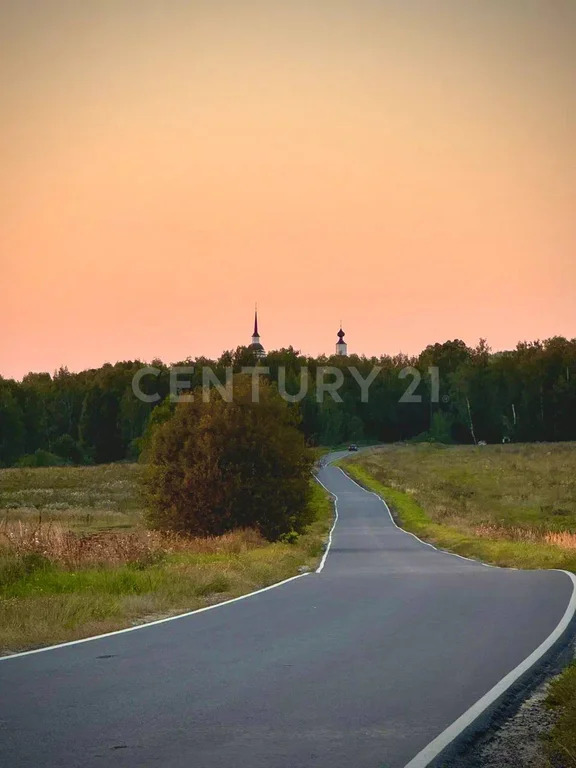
(1, 452, 575, 768)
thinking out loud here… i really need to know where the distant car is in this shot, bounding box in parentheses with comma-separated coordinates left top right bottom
(348, 444, 358, 452)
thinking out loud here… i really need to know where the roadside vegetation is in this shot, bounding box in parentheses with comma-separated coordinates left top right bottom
(340, 442, 576, 767)
(0, 379, 332, 654)
(341, 442, 576, 571)
(145, 375, 314, 540)
(544, 663, 576, 767)
(2, 337, 575, 469)
(0, 463, 331, 653)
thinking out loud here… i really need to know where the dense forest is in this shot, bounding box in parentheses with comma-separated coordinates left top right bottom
(0, 337, 575, 467)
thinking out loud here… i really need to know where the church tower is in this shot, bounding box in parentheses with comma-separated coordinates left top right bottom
(336, 327, 348, 356)
(248, 308, 265, 358)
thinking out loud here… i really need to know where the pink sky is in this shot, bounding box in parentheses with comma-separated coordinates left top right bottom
(2, 1, 575, 380)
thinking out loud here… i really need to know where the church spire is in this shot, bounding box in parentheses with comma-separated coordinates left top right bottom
(249, 305, 265, 358)
(253, 306, 259, 339)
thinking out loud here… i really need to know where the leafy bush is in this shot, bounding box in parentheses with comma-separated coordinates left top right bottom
(145, 374, 314, 540)
(52, 434, 84, 464)
(410, 411, 454, 444)
(279, 531, 300, 545)
(0, 552, 53, 587)
(16, 450, 66, 468)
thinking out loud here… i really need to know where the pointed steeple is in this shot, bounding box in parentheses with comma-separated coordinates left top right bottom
(249, 305, 265, 358)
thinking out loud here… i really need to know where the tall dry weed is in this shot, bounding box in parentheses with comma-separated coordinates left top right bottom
(0, 521, 264, 569)
(474, 524, 576, 551)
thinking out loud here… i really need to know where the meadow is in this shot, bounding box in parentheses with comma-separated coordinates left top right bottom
(0, 463, 332, 653)
(341, 442, 576, 570)
(341, 441, 576, 767)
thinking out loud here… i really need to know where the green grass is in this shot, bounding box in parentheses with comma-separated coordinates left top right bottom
(339, 443, 576, 571)
(544, 663, 576, 766)
(339, 442, 576, 767)
(0, 466, 333, 653)
(0, 462, 146, 531)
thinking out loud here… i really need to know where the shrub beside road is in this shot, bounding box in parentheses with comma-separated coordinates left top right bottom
(0, 464, 332, 653)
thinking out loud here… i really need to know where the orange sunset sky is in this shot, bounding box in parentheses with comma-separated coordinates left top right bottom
(2, 1, 575, 380)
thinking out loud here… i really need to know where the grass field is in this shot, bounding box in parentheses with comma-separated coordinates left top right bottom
(340, 442, 576, 767)
(341, 442, 576, 570)
(0, 463, 333, 653)
(0, 462, 145, 531)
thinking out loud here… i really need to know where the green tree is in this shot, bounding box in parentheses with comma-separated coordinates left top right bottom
(52, 434, 84, 464)
(137, 397, 176, 461)
(145, 375, 314, 540)
(429, 411, 453, 443)
(79, 386, 124, 463)
(0, 379, 26, 466)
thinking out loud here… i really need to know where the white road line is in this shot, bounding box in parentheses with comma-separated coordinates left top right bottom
(337, 466, 498, 568)
(2, 471, 342, 662)
(332, 462, 576, 767)
(7, 455, 575, 768)
(404, 569, 576, 768)
(0, 572, 308, 663)
(313, 475, 338, 574)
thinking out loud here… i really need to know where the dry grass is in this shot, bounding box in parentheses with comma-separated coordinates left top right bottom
(0, 462, 145, 531)
(341, 442, 576, 768)
(545, 531, 576, 551)
(0, 520, 264, 569)
(340, 443, 576, 571)
(0, 464, 333, 653)
(472, 524, 576, 552)
(345, 442, 576, 541)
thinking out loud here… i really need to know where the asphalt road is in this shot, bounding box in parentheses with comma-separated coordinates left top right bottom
(1, 453, 575, 768)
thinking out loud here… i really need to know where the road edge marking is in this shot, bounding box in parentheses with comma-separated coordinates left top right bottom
(0, 572, 308, 662)
(403, 568, 576, 767)
(313, 474, 338, 574)
(1, 468, 342, 662)
(337, 466, 498, 568)
(333, 466, 576, 767)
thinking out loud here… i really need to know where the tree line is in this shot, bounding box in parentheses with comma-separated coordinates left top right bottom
(0, 336, 575, 467)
